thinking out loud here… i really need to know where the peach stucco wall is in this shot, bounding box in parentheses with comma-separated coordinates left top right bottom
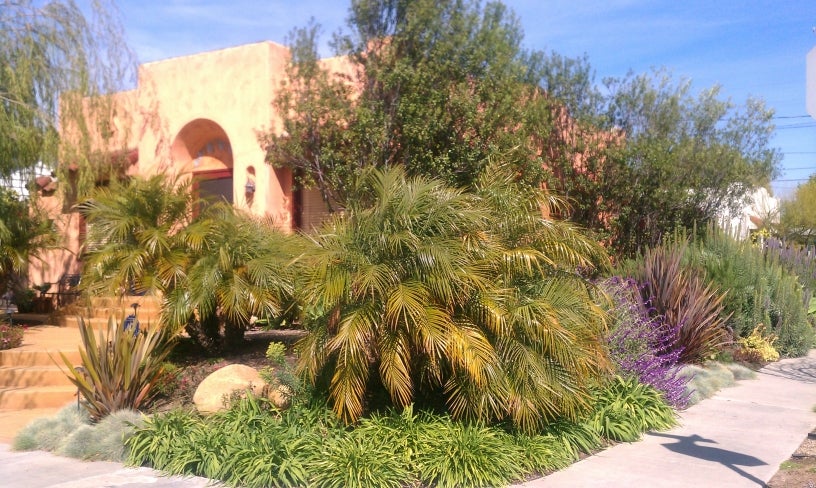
(31, 41, 323, 286)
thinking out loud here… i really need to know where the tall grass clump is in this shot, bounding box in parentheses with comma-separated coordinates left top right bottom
(601, 277, 689, 408)
(589, 376, 677, 442)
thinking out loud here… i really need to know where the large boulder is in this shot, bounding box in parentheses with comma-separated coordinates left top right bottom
(193, 364, 264, 414)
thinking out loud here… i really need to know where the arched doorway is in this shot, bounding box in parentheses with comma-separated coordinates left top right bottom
(171, 119, 234, 205)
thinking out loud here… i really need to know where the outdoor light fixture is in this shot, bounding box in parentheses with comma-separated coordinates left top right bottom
(245, 180, 256, 194)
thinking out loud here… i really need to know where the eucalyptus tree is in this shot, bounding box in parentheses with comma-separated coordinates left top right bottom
(296, 165, 610, 433)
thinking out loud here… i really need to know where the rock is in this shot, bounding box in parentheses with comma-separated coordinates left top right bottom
(263, 382, 293, 409)
(193, 364, 265, 414)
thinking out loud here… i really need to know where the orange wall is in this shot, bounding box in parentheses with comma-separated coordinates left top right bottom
(32, 41, 337, 286)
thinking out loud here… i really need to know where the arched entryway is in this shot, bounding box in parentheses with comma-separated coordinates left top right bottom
(171, 119, 234, 204)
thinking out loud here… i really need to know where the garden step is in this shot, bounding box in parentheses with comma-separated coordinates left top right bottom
(0, 366, 74, 387)
(0, 349, 82, 367)
(82, 306, 162, 321)
(0, 385, 78, 409)
(55, 316, 121, 329)
(88, 295, 162, 309)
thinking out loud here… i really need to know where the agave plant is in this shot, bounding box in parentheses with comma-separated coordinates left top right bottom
(60, 317, 175, 421)
(296, 166, 610, 432)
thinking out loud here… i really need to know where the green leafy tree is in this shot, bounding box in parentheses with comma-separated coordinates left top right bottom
(779, 176, 816, 244)
(600, 70, 779, 255)
(296, 165, 610, 432)
(0, 0, 134, 189)
(0, 187, 56, 295)
(262, 0, 554, 208)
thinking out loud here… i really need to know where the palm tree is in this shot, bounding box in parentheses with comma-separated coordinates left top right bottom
(78, 174, 194, 297)
(296, 166, 610, 432)
(81, 176, 301, 353)
(163, 203, 300, 350)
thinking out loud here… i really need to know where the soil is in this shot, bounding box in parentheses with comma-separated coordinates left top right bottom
(149, 328, 305, 412)
(767, 435, 816, 487)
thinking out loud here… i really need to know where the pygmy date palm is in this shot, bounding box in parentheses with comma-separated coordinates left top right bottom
(296, 166, 610, 433)
(78, 174, 194, 297)
(163, 203, 300, 350)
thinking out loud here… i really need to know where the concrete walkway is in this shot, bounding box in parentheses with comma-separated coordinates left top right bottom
(520, 350, 816, 487)
(0, 352, 813, 487)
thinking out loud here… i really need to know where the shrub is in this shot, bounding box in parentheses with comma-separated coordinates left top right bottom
(58, 409, 143, 461)
(736, 324, 780, 363)
(679, 362, 755, 406)
(296, 166, 610, 433)
(602, 277, 689, 408)
(307, 433, 411, 488)
(589, 376, 677, 442)
(12, 404, 88, 452)
(686, 229, 814, 357)
(623, 241, 730, 363)
(60, 317, 176, 420)
(0, 321, 24, 350)
(414, 422, 524, 488)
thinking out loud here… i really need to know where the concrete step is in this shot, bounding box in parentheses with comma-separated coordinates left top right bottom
(55, 315, 161, 329)
(88, 295, 162, 309)
(83, 306, 161, 320)
(0, 366, 75, 387)
(0, 349, 82, 367)
(0, 407, 62, 443)
(0, 385, 78, 409)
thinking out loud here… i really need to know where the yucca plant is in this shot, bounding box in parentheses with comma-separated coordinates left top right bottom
(60, 317, 175, 421)
(296, 166, 610, 432)
(627, 241, 730, 363)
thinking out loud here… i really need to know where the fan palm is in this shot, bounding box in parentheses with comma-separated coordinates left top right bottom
(78, 174, 194, 297)
(296, 166, 610, 432)
(163, 203, 301, 349)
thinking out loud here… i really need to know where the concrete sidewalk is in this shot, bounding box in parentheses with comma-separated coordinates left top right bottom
(0, 352, 813, 487)
(0, 444, 218, 487)
(521, 350, 816, 487)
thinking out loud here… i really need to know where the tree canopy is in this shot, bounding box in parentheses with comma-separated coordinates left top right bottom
(0, 0, 134, 189)
(264, 0, 780, 257)
(779, 176, 816, 244)
(262, 0, 554, 208)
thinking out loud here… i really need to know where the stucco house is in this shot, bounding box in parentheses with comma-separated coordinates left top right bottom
(30, 41, 346, 288)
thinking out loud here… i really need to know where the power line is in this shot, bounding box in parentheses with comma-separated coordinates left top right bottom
(776, 123, 816, 129)
(773, 115, 812, 119)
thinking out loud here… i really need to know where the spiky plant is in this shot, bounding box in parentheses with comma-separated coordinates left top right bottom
(629, 242, 730, 363)
(60, 317, 175, 421)
(296, 166, 610, 432)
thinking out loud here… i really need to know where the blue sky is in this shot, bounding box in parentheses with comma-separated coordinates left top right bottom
(116, 0, 816, 198)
